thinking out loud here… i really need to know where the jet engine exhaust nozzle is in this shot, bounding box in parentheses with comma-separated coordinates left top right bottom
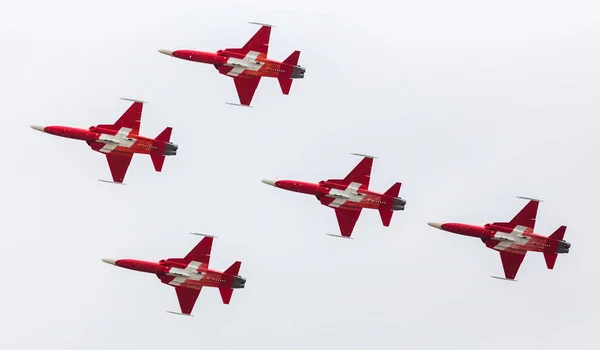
(163, 142, 178, 156)
(291, 66, 306, 79)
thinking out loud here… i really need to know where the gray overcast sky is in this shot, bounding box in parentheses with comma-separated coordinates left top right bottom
(1, 0, 599, 349)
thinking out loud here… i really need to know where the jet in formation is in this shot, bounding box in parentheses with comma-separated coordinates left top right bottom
(31, 98, 177, 184)
(428, 196, 571, 281)
(159, 22, 305, 107)
(262, 153, 406, 238)
(102, 234, 245, 316)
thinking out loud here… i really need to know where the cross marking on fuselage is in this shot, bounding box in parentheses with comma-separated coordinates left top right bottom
(226, 51, 264, 77)
(327, 182, 365, 208)
(167, 261, 205, 287)
(492, 225, 531, 251)
(98, 127, 137, 153)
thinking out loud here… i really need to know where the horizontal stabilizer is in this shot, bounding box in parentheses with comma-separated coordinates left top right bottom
(278, 76, 293, 95)
(379, 209, 394, 227)
(151, 154, 166, 172)
(219, 287, 234, 305)
(544, 252, 559, 270)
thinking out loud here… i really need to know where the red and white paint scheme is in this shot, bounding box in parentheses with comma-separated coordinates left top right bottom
(158, 22, 305, 107)
(102, 234, 245, 316)
(262, 153, 406, 239)
(31, 98, 177, 184)
(428, 197, 571, 281)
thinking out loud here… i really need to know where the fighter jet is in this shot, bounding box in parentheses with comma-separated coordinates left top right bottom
(31, 98, 177, 184)
(262, 153, 406, 239)
(158, 22, 305, 107)
(427, 196, 571, 281)
(102, 234, 245, 316)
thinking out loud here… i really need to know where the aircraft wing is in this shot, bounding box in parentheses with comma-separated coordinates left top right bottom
(327, 156, 373, 191)
(493, 199, 539, 232)
(499, 250, 527, 280)
(96, 100, 142, 136)
(174, 286, 201, 315)
(334, 208, 362, 238)
(183, 236, 213, 267)
(105, 153, 133, 183)
(225, 24, 271, 57)
(233, 76, 262, 106)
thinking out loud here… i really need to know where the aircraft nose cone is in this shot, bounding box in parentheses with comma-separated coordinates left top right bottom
(427, 222, 443, 229)
(261, 179, 276, 187)
(102, 258, 117, 266)
(31, 125, 46, 133)
(159, 49, 174, 56)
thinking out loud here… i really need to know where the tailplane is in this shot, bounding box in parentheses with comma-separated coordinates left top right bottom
(278, 50, 302, 95)
(219, 261, 242, 304)
(151, 127, 173, 172)
(544, 226, 568, 269)
(379, 182, 403, 227)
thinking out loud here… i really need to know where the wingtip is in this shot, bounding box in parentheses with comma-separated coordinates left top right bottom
(120, 97, 147, 104)
(516, 196, 543, 202)
(248, 21, 275, 27)
(190, 232, 218, 238)
(350, 152, 377, 159)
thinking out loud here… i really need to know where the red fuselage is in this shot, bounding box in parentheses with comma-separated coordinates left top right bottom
(166, 49, 304, 79)
(264, 179, 406, 211)
(106, 258, 245, 290)
(429, 222, 571, 254)
(34, 125, 174, 157)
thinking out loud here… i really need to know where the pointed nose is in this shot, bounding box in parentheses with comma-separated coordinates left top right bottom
(102, 258, 117, 266)
(31, 125, 46, 133)
(261, 179, 277, 187)
(159, 49, 174, 56)
(427, 222, 443, 229)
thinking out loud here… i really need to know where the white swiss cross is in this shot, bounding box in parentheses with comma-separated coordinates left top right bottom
(327, 182, 365, 208)
(98, 127, 137, 153)
(226, 51, 264, 77)
(167, 261, 205, 287)
(492, 225, 531, 251)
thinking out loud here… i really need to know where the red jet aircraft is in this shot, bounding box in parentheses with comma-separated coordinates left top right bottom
(428, 197, 571, 281)
(262, 153, 406, 239)
(158, 22, 305, 107)
(102, 234, 245, 316)
(31, 98, 177, 184)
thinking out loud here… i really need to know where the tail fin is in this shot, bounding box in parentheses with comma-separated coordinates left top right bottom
(224, 261, 242, 276)
(549, 225, 567, 241)
(384, 182, 402, 198)
(283, 50, 300, 66)
(379, 182, 403, 227)
(219, 261, 242, 304)
(278, 51, 301, 95)
(151, 127, 173, 172)
(544, 226, 567, 269)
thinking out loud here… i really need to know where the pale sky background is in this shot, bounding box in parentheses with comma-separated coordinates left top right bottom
(1, 0, 599, 349)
